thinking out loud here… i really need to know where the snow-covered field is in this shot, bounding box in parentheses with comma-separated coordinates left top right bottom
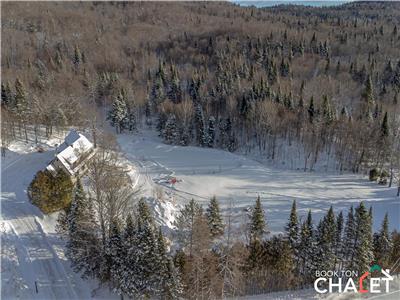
(1, 130, 399, 299)
(118, 131, 400, 234)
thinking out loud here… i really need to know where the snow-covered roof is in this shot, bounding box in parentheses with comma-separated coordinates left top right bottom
(52, 130, 94, 175)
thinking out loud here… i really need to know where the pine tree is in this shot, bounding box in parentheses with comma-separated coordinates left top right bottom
(286, 200, 299, 251)
(151, 75, 165, 105)
(308, 96, 315, 123)
(73, 45, 82, 72)
(14, 78, 28, 119)
(362, 75, 375, 111)
(168, 65, 182, 103)
(335, 211, 344, 264)
(156, 228, 183, 299)
(65, 179, 100, 279)
(163, 114, 178, 144)
(318, 207, 337, 271)
(207, 116, 216, 148)
(354, 202, 374, 273)
(130, 199, 159, 297)
(374, 213, 392, 267)
(108, 91, 128, 133)
(1, 82, 11, 107)
(298, 210, 314, 281)
(250, 196, 266, 241)
(206, 196, 224, 238)
(343, 206, 356, 269)
(194, 104, 207, 146)
(381, 112, 389, 137)
(108, 220, 125, 294)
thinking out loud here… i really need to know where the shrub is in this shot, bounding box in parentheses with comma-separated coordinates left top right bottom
(28, 169, 74, 214)
(369, 168, 379, 182)
(379, 169, 389, 185)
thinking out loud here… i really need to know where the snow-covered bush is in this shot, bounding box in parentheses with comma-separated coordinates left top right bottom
(28, 169, 74, 214)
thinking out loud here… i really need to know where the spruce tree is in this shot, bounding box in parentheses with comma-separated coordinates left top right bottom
(14, 78, 28, 119)
(335, 211, 344, 264)
(250, 196, 266, 241)
(308, 97, 315, 123)
(73, 45, 82, 71)
(163, 114, 178, 144)
(131, 199, 159, 297)
(108, 220, 125, 294)
(207, 116, 216, 148)
(381, 112, 389, 137)
(206, 196, 224, 238)
(298, 210, 314, 281)
(374, 213, 392, 267)
(108, 92, 128, 133)
(317, 207, 337, 271)
(354, 202, 374, 273)
(286, 200, 299, 251)
(156, 228, 183, 299)
(343, 206, 356, 269)
(65, 179, 100, 279)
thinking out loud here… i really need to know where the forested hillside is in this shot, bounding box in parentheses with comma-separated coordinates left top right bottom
(2, 1, 400, 174)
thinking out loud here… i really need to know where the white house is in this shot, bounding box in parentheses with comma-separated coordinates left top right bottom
(46, 130, 95, 178)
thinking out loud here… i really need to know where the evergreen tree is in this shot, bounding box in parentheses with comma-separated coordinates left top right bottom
(354, 202, 374, 273)
(206, 196, 224, 238)
(168, 66, 182, 103)
(108, 220, 125, 293)
(65, 179, 100, 279)
(374, 213, 392, 267)
(1, 82, 12, 107)
(381, 112, 389, 137)
(207, 116, 216, 148)
(151, 75, 165, 105)
(14, 78, 28, 119)
(73, 45, 82, 73)
(163, 114, 178, 144)
(335, 211, 344, 263)
(343, 206, 356, 269)
(194, 104, 207, 146)
(286, 200, 299, 251)
(250, 196, 266, 241)
(308, 96, 315, 123)
(108, 91, 128, 133)
(156, 228, 183, 299)
(298, 210, 314, 281)
(130, 199, 159, 297)
(362, 75, 375, 110)
(315, 207, 337, 271)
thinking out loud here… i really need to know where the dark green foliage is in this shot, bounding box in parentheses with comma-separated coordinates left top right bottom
(369, 168, 379, 181)
(380, 112, 389, 137)
(206, 196, 224, 238)
(373, 213, 392, 268)
(28, 169, 74, 214)
(249, 196, 266, 241)
(353, 202, 374, 273)
(65, 178, 100, 279)
(286, 200, 299, 251)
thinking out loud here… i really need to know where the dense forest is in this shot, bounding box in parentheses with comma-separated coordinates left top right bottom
(2, 2, 400, 299)
(2, 1, 400, 176)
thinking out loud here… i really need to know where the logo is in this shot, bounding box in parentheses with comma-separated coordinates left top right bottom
(314, 265, 393, 294)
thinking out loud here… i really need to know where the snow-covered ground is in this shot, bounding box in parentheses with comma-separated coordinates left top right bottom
(118, 130, 400, 234)
(1, 129, 399, 299)
(0, 136, 116, 300)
